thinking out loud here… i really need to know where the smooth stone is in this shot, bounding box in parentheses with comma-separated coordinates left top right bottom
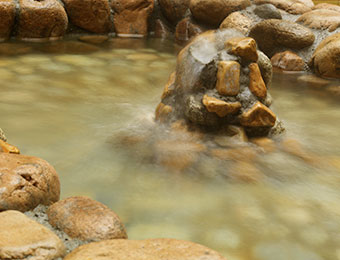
(0, 0, 16, 40)
(254, 3, 282, 19)
(202, 95, 241, 117)
(257, 50, 273, 87)
(219, 12, 253, 34)
(158, 0, 190, 24)
(225, 37, 258, 62)
(240, 101, 276, 127)
(253, 0, 312, 14)
(271, 51, 305, 71)
(297, 9, 340, 32)
(216, 60, 240, 96)
(248, 63, 267, 100)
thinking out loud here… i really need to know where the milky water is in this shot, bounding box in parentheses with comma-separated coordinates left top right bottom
(1, 38, 340, 260)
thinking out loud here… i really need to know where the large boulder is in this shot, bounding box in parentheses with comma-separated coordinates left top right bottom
(253, 0, 312, 14)
(64, 239, 226, 260)
(0, 0, 16, 40)
(0, 153, 60, 212)
(47, 196, 128, 242)
(63, 0, 112, 34)
(158, 0, 190, 25)
(219, 11, 253, 34)
(296, 9, 340, 32)
(189, 0, 251, 27)
(249, 19, 315, 56)
(310, 32, 340, 79)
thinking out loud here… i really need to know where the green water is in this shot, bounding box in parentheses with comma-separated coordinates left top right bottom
(1, 38, 340, 260)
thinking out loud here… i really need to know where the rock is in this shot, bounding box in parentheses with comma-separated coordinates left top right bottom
(154, 19, 171, 38)
(0, 0, 16, 40)
(257, 50, 273, 87)
(155, 102, 173, 123)
(17, 0, 68, 40)
(64, 238, 227, 260)
(161, 72, 176, 100)
(225, 37, 258, 63)
(175, 18, 203, 43)
(47, 196, 127, 242)
(313, 3, 340, 13)
(189, 0, 251, 27)
(281, 138, 319, 165)
(219, 12, 253, 35)
(249, 63, 267, 100)
(253, 0, 312, 14)
(240, 101, 276, 127)
(297, 9, 340, 32)
(297, 74, 330, 87)
(216, 60, 241, 96)
(111, 0, 154, 36)
(202, 95, 241, 117)
(249, 19, 315, 55)
(211, 147, 258, 162)
(0, 210, 65, 260)
(271, 51, 305, 71)
(251, 137, 276, 153)
(0, 139, 20, 154)
(229, 161, 263, 182)
(63, 0, 112, 33)
(254, 4, 282, 19)
(0, 153, 60, 212)
(158, 0, 190, 24)
(311, 32, 340, 79)
(78, 35, 109, 44)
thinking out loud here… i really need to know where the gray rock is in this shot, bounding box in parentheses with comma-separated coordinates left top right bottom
(254, 4, 282, 19)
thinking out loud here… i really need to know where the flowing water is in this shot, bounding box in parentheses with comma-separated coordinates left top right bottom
(1, 38, 340, 260)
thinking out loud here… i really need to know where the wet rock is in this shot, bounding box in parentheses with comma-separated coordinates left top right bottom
(0, 0, 16, 40)
(17, 0, 67, 40)
(155, 102, 173, 123)
(63, 0, 112, 34)
(111, 0, 154, 36)
(229, 161, 263, 182)
(251, 137, 276, 153)
(159, 0, 190, 25)
(281, 138, 319, 165)
(240, 101, 276, 127)
(47, 196, 127, 242)
(189, 0, 251, 27)
(78, 35, 109, 44)
(0, 210, 65, 259)
(254, 4, 282, 19)
(64, 238, 227, 260)
(175, 17, 203, 43)
(248, 63, 267, 99)
(313, 3, 340, 13)
(297, 9, 340, 32)
(0, 153, 60, 212)
(253, 0, 312, 14)
(219, 12, 253, 35)
(154, 19, 171, 38)
(161, 72, 176, 101)
(216, 60, 240, 96)
(225, 37, 258, 63)
(202, 95, 241, 117)
(257, 50, 273, 87)
(311, 32, 340, 79)
(249, 19, 315, 56)
(271, 51, 305, 71)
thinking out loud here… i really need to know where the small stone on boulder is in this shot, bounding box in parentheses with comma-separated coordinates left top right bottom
(202, 95, 241, 117)
(216, 60, 240, 96)
(225, 37, 258, 62)
(240, 101, 276, 127)
(249, 63, 267, 100)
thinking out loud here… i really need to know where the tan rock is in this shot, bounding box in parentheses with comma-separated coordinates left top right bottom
(229, 161, 263, 182)
(251, 137, 276, 153)
(225, 37, 258, 62)
(0, 139, 20, 154)
(313, 3, 340, 13)
(297, 9, 340, 32)
(219, 12, 253, 34)
(17, 0, 68, 40)
(216, 61, 240, 96)
(202, 95, 241, 117)
(253, 0, 312, 14)
(0, 153, 60, 212)
(111, 0, 154, 36)
(159, 0, 190, 24)
(47, 196, 127, 241)
(249, 63, 267, 100)
(0, 210, 65, 260)
(211, 147, 258, 162)
(271, 51, 305, 71)
(64, 238, 226, 260)
(161, 72, 176, 100)
(240, 101, 276, 127)
(0, 0, 16, 40)
(155, 102, 173, 123)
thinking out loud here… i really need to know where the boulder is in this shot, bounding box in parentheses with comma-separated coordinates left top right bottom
(158, 0, 190, 25)
(271, 51, 305, 71)
(47, 196, 127, 242)
(0, 0, 16, 40)
(189, 0, 251, 27)
(64, 239, 226, 260)
(111, 0, 154, 36)
(63, 0, 112, 34)
(253, 0, 312, 14)
(254, 4, 282, 19)
(297, 9, 340, 32)
(219, 11, 253, 34)
(249, 19, 315, 56)
(17, 0, 68, 40)
(0, 153, 60, 212)
(0, 210, 65, 260)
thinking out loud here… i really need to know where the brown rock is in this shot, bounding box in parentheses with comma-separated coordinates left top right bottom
(0, 0, 15, 40)
(175, 18, 203, 43)
(64, 238, 227, 260)
(202, 95, 241, 117)
(251, 137, 276, 153)
(159, 0, 190, 24)
(63, 0, 112, 33)
(211, 147, 258, 162)
(216, 60, 240, 96)
(0, 210, 65, 260)
(219, 11, 253, 34)
(229, 161, 263, 182)
(111, 0, 154, 36)
(253, 0, 312, 14)
(0, 139, 20, 154)
(17, 0, 68, 40)
(78, 35, 109, 44)
(271, 51, 305, 71)
(249, 63, 267, 99)
(161, 72, 176, 100)
(189, 0, 251, 27)
(0, 153, 60, 212)
(240, 101, 276, 127)
(47, 196, 127, 241)
(155, 102, 173, 123)
(154, 19, 171, 38)
(313, 3, 340, 13)
(297, 9, 340, 32)
(225, 37, 258, 62)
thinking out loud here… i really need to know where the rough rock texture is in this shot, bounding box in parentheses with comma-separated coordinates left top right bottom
(219, 11, 253, 34)
(297, 9, 340, 32)
(111, 0, 154, 36)
(249, 19, 315, 56)
(17, 0, 68, 40)
(0, 210, 65, 260)
(64, 238, 227, 260)
(189, 0, 251, 27)
(271, 50, 305, 71)
(311, 32, 340, 79)
(0, 153, 60, 212)
(254, 3, 282, 19)
(47, 196, 127, 242)
(158, 0, 190, 25)
(253, 0, 312, 14)
(313, 3, 340, 13)
(63, 0, 112, 34)
(0, 0, 16, 40)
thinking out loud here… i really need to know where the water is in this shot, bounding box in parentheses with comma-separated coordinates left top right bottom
(1, 38, 340, 260)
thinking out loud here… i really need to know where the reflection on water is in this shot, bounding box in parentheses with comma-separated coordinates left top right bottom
(1, 38, 340, 260)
